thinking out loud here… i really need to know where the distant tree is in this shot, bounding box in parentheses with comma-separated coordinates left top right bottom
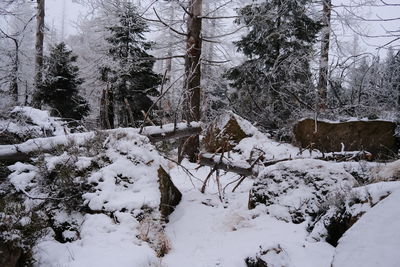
(226, 0, 321, 130)
(33, 42, 89, 120)
(383, 49, 400, 112)
(101, 2, 162, 128)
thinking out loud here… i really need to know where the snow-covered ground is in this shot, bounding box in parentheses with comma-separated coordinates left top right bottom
(163, 160, 335, 267)
(2, 110, 400, 267)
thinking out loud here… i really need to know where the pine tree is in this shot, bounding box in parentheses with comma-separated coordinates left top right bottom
(383, 49, 400, 112)
(226, 0, 321, 130)
(101, 2, 162, 127)
(33, 42, 89, 120)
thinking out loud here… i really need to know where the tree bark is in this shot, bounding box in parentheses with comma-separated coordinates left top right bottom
(180, 0, 203, 162)
(317, 0, 331, 110)
(10, 39, 19, 103)
(35, 0, 45, 92)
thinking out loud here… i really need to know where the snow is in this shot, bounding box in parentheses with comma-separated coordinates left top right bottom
(141, 121, 202, 135)
(372, 159, 400, 181)
(34, 213, 159, 267)
(331, 188, 400, 267)
(162, 162, 335, 267)
(0, 106, 66, 137)
(3, 112, 399, 267)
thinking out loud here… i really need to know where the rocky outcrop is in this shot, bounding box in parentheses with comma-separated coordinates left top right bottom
(203, 112, 250, 153)
(248, 159, 356, 223)
(158, 166, 182, 219)
(293, 119, 398, 159)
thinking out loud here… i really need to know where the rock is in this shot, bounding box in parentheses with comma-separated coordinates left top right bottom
(0, 243, 22, 267)
(248, 159, 356, 223)
(203, 112, 250, 153)
(245, 244, 291, 267)
(293, 119, 398, 159)
(158, 166, 182, 219)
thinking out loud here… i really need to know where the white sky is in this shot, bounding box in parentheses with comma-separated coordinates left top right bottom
(46, 0, 400, 55)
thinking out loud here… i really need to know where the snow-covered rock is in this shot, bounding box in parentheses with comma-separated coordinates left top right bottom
(309, 181, 400, 246)
(249, 159, 357, 223)
(331, 188, 400, 267)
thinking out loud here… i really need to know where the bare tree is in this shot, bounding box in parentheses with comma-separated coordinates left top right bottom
(34, 0, 45, 93)
(317, 0, 332, 110)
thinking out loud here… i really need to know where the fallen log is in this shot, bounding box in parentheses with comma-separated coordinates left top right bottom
(198, 153, 254, 177)
(0, 122, 201, 162)
(145, 125, 202, 143)
(198, 150, 373, 178)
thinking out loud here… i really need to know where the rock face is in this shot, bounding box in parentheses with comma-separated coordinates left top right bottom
(248, 159, 356, 223)
(158, 166, 182, 219)
(203, 112, 250, 153)
(293, 119, 398, 159)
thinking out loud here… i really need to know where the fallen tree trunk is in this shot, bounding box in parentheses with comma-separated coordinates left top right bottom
(0, 122, 201, 162)
(146, 125, 202, 143)
(198, 150, 373, 177)
(198, 153, 254, 176)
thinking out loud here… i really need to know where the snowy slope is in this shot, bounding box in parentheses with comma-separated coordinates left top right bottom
(331, 188, 400, 267)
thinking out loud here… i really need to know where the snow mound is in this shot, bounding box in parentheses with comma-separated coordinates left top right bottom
(372, 160, 400, 181)
(3, 129, 175, 266)
(245, 244, 292, 267)
(0, 106, 66, 144)
(309, 181, 400, 245)
(249, 159, 357, 223)
(331, 188, 400, 267)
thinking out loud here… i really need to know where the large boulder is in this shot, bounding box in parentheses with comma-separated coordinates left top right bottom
(248, 159, 357, 223)
(293, 119, 398, 159)
(203, 111, 254, 153)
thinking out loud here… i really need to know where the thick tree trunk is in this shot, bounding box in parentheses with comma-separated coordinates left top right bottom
(180, 0, 203, 162)
(317, 0, 331, 110)
(35, 0, 45, 92)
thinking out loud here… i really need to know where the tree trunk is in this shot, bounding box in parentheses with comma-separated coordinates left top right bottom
(179, 0, 203, 162)
(317, 0, 331, 110)
(10, 39, 19, 104)
(35, 0, 45, 92)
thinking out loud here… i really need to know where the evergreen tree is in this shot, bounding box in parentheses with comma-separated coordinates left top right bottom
(101, 2, 162, 127)
(226, 0, 321, 130)
(383, 49, 400, 112)
(33, 42, 89, 120)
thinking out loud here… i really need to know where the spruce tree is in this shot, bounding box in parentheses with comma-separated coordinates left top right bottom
(33, 42, 89, 120)
(101, 2, 162, 127)
(226, 0, 321, 130)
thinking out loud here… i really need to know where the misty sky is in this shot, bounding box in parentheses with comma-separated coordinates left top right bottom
(46, 0, 400, 55)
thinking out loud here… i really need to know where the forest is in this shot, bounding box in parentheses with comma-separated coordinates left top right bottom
(0, 0, 399, 266)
